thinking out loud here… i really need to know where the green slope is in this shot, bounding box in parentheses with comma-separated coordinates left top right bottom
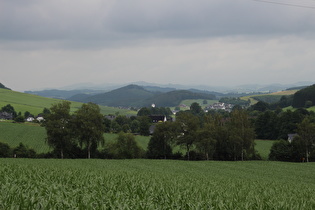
(0, 88, 136, 116)
(0, 121, 149, 153)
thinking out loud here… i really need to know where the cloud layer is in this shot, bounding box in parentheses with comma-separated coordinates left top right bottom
(1, 0, 315, 90)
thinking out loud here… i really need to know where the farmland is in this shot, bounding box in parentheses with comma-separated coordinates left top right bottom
(0, 121, 150, 153)
(0, 159, 314, 209)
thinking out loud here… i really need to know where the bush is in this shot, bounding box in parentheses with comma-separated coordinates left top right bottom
(0, 142, 12, 157)
(269, 140, 293, 161)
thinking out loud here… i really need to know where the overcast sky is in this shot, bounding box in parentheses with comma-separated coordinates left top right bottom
(1, 0, 315, 91)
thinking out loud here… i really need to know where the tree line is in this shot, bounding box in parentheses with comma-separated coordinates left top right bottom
(1, 98, 315, 161)
(147, 104, 258, 161)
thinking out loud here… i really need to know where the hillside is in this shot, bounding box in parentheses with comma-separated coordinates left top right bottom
(0, 83, 10, 90)
(0, 88, 136, 116)
(240, 89, 298, 105)
(292, 84, 315, 108)
(25, 89, 104, 99)
(77, 85, 155, 107)
(71, 84, 216, 107)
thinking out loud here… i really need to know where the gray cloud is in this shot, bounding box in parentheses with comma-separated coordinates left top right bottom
(1, 0, 315, 45)
(1, 0, 315, 91)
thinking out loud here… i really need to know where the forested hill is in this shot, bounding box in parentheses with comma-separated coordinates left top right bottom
(292, 84, 315, 108)
(0, 83, 10, 90)
(70, 84, 216, 107)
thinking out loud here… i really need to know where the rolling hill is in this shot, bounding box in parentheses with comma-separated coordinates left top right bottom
(70, 84, 216, 107)
(0, 88, 136, 116)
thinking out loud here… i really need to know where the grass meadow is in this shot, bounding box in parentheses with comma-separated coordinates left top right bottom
(0, 159, 314, 209)
(0, 88, 136, 116)
(255, 140, 275, 160)
(0, 121, 150, 154)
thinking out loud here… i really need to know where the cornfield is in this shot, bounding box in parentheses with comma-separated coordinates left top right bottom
(0, 159, 314, 209)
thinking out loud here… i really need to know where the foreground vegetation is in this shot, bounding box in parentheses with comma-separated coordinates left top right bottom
(0, 159, 314, 209)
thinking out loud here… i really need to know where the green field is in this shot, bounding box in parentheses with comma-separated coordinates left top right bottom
(255, 140, 275, 160)
(0, 88, 136, 116)
(0, 159, 314, 209)
(0, 121, 150, 153)
(177, 99, 219, 110)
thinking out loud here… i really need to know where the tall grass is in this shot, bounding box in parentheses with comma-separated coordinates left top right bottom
(0, 159, 314, 209)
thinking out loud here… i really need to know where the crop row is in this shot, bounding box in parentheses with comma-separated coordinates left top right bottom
(1, 159, 314, 209)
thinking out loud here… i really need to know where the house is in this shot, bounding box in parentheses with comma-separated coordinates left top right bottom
(36, 114, 44, 122)
(149, 115, 167, 123)
(288, 133, 298, 143)
(26, 116, 35, 122)
(0, 112, 13, 120)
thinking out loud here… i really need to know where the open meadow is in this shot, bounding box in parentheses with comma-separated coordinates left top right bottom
(0, 159, 314, 209)
(0, 88, 136, 116)
(0, 121, 150, 154)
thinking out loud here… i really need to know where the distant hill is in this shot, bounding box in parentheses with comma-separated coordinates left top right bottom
(71, 84, 216, 107)
(292, 84, 315, 108)
(25, 89, 104, 99)
(77, 85, 155, 107)
(0, 83, 10, 90)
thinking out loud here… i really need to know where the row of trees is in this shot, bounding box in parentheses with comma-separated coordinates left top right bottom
(269, 117, 315, 162)
(44, 101, 105, 159)
(0, 142, 36, 158)
(147, 107, 258, 161)
(254, 108, 315, 140)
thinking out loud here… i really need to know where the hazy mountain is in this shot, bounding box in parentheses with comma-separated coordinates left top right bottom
(25, 89, 105, 99)
(70, 84, 215, 107)
(56, 81, 315, 93)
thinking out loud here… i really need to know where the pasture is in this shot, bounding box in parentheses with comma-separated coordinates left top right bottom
(0, 88, 136, 116)
(0, 159, 314, 209)
(178, 99, 218, 110)
(255, 140, 275, 160)
(0, 121, 150, 153)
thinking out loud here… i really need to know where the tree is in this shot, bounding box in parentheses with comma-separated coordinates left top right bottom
(190, 102, 203, 116)
(14, 115, 25, 123)
(130, 120, 140, 133)
(228, 109, 256, 161)
(0, 142, 12, 157)
(44, 101, 74, 159)
(175, 111, 200, 160)
(138, 116, 151, 136)
(254, 111, 278, 139)
(147, 122, 176, 159)
(250, 101, 269, 112)
(296, 117, 315, 162)
(269, 140, 293, 161)
(73, 103, 105, 159)
(195, 121, 217, 160)
(137, 107, 151, 116)
(13, 143, 36, 158)
(109, 132, 144, 159)
(1, 104, 17, 118)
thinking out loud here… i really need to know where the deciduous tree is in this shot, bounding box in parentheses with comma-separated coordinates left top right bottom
(44, 101, 73, 159)
(73, 103, 105, 159)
